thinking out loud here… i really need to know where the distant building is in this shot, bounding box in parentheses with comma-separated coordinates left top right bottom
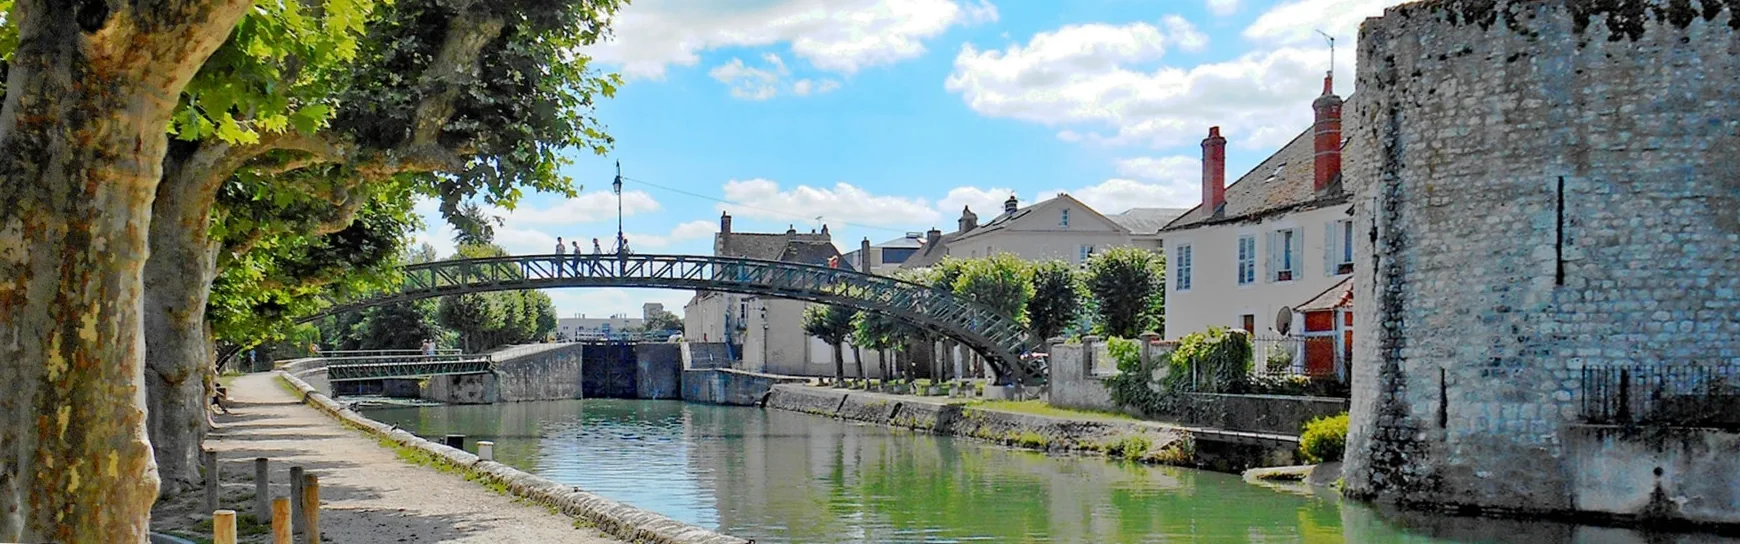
(1159, 74, 1355, 340)
(839, 232, 926, 276)
(901, 193, 1142, 270)
(684, 212, 887, 377)
(1106, 207, 1188, 251)
(555, 302, 675, 341)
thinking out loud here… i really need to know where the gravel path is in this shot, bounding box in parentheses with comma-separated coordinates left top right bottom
(155, 372, 626, 543)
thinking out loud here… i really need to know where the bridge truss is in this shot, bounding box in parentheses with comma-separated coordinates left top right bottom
(303, 254, 1042, 383)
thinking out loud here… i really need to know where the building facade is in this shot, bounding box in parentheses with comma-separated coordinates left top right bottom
(902, 194, 1141, 270)
(1160, 76, 1357, 340)
(684, 213, 887, 377)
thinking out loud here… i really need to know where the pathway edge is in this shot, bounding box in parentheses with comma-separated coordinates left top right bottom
(274, 370, 746, 544)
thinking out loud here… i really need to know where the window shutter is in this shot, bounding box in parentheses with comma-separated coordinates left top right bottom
(1324, 221, 1336, 277)
(1264, 232, 1277, 282)
(1292, 229, 1306, 279)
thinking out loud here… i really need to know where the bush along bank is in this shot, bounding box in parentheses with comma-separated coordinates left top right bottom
(276, 371, 746, 544)
(766, 384, 1195, 466)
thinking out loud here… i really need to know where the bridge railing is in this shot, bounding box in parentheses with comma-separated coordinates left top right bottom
(326, 358, 494, 382)
(318, 348, 463, 357)
(319, 354, 482, 366)
(307, 253, 1044, 384)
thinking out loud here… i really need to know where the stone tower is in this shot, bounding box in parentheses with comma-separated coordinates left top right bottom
(1344, 0, 1740, 524)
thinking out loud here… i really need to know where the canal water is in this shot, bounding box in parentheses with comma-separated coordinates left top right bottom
(363, 399, 1736, 544)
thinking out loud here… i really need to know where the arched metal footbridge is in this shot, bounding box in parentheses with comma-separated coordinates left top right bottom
(300, 254, 1043, 383)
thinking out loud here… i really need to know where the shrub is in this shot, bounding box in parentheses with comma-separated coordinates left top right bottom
(1300, 413, 1350, 464)
(1265, 347, 1294, 374)
(1107, 336, 1141, 373)
(1104, 435, 1152, 459)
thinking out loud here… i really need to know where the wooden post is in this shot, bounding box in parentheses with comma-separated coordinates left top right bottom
(271, 497, 291, 544)
(302, 472, 322, 544)
(254, 457, 270, 522)
(213, 509, 237, 544)
(203, 449, 219, 514)
(289, 465, 305, 536)
(477, 440, 494, 462)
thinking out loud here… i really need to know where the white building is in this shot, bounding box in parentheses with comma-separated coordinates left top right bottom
(901, 193, 1153, 269)
(555, 303, 671, 340)
(684, 213, 887, 377)
(1161, 75, 1357, 341)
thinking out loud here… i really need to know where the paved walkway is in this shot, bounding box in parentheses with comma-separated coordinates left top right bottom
(199, 373, 624, 543)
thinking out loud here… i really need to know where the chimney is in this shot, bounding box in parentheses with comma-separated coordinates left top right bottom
(1202, 126, 1227, 213)
(1003, 195, 1018, 214)
(720, 211, 732, 234)
(958, 206, 978, 232)
(926, 228, 942, 247)
(820, 224, 830, 237)
(1312, 71, 1343, 194)
(860, 237, 872, 272)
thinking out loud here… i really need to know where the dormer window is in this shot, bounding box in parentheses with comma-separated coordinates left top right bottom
(1060, 209, 1070, 228)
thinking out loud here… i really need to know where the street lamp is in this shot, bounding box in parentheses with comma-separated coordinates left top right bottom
(612, 161, 623, 254)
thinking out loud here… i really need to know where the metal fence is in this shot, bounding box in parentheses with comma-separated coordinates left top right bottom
(1580, 363, 1740, 428)
(1249, 335, 1344, 381)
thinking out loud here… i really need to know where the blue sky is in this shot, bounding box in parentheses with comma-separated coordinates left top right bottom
(409, 0, 1404, 320)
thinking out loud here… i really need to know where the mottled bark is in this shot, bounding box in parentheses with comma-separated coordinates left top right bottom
(0, 2, 250, 542)
(832, 343, 845, 383)
(142, 141, 232, 497)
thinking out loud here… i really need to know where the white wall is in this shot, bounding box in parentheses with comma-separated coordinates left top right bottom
(1163, 204, 1355, 339)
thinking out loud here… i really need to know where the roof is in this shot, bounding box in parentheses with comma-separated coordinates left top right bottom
(953, 193, 1130, 244)
(899, 231, 962, 270)
(1108, 207, 1189, 234)
(715, 230, 848, 270)
(1296, 276, 1353, 312)
(1160, 126, 1356, 232)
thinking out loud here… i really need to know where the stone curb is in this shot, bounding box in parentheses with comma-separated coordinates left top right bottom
(275, 371, 746, 544)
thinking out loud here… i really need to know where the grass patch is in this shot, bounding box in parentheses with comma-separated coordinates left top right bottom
(967, 399, 1142, 422)
(273, 374, 306, 399)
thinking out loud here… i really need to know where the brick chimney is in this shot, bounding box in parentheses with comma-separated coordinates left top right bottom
(958, 206, 978, 232)
(925, 227, 942, 247)
(717, 211, 732, 255)
(1312, 71, 1343, 194)
(1201, 126, 1227, 213)
(720, 211, 732, 234)
(1003, 195, 1018, 214)
(860, 237, 872, 272)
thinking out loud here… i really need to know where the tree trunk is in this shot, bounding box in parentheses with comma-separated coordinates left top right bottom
(854, 346, 866, 381)
(0, 3, 250, 541)
(142, 142, 231, 497)
(878, 350, 888, 381)
(832, 342, 844, 384)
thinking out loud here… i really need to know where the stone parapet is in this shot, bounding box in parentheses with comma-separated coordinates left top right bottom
(277, 371, 745, 544)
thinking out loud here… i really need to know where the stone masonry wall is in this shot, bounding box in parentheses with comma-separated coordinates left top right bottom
(1344, 0, 1740, 519)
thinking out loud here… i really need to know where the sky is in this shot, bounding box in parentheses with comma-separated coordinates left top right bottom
(407, 0, 1409, 320)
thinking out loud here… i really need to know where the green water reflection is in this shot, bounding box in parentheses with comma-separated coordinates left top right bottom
(362, 399, 1735, 544)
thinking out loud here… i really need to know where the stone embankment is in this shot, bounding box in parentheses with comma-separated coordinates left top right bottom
(766, 384, 1210, 466)
(277, 370, 746, 544)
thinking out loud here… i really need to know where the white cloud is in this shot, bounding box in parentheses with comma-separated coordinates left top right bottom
(1162, 16, 1209, 52)
(1116, 155, 1200, 181)
(719, 179, 945, 227)
(584, 0, 998, 80)
(503, 190, 662, 225)
(791, 78, 842, 96)
(709, 57, 784, 100)
(625, 220, 718, 250)
(935, 186, 1016, 222)
(1206, 0, 1241, 16)
(1042, 179, 1198, 213)
(710, 54, 842, 100)
(946, 2, 1397, 151)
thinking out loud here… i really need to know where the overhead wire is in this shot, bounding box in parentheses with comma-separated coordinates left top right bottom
(618, 175, 917, 235)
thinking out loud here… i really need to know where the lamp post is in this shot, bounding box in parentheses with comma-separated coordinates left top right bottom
(612, 161, 623, 254)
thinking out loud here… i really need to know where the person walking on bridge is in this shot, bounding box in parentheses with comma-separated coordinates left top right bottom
(554, 236, 568, 276)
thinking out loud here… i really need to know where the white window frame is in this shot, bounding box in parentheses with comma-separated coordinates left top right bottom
(1236, 236, 1256, 285)
(1175, 244, 1192, 291)
(1079, 244, 1093, 263)
(1268, 227, 1301, 282)
(1325, 219, 1355, 276)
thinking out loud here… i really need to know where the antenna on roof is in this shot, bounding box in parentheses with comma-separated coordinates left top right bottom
(1315, 29, 1335, 79)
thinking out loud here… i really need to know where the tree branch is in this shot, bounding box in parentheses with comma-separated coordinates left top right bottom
(410, 10, 507, 147)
